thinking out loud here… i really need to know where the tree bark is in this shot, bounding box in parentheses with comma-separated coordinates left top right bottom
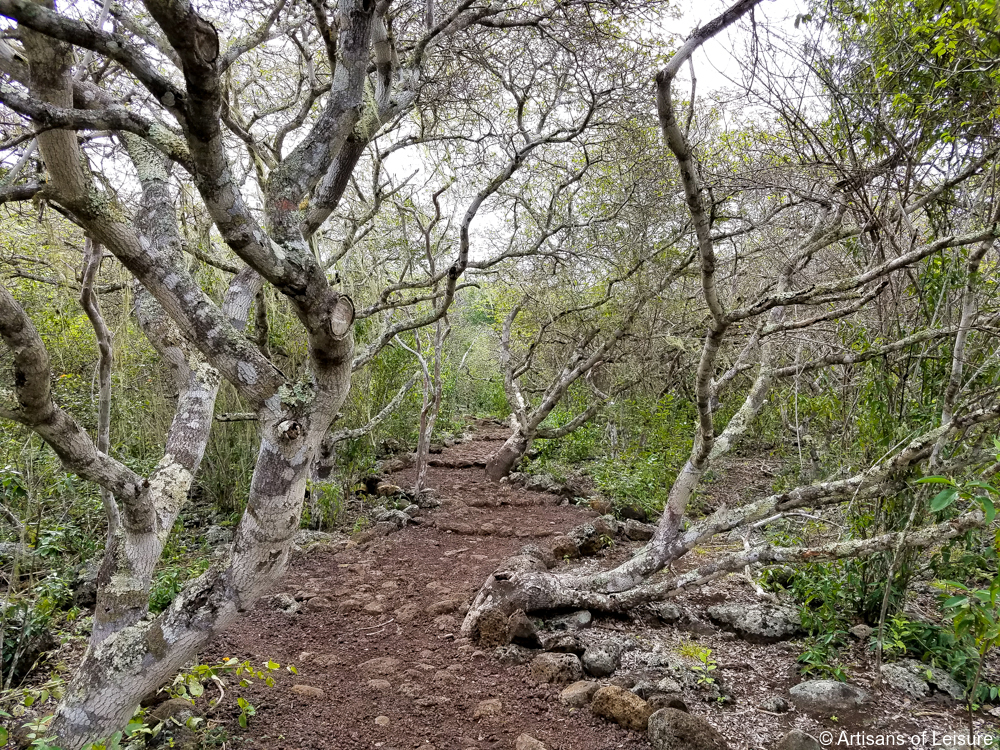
(485, 431, 530, 482)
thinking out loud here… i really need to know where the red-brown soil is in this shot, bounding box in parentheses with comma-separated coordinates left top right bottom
(206, 428, 653, 749)
(200, 429, 997, 749)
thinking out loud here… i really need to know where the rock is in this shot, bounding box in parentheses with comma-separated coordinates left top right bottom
(788, 680, 870, 715)
(427, 598, 465, 615)
(360, 656, 401, 675)
(72, 557, 101, 609)
(548, 610, 592, 631)
(582, 643, 621, 677)
(536, 632, 584, 655)
(377, 483, 403, 497)
(368, 679, 391, 691)
(560, 680, 600, 707)
(146, 698, 195, 725)
(495, 644, 539, 666)
(849, 623, 873, 640)
(590, 685, 654, 731)
(293, 529, 336, 548)
(623, 519, 655, 541)
(776, 730, 823, 750)
(529, 653, 584, 684)
(473, 698, 503, 720)
(590, 498, 613, 515)
(619, 504, 648, 522)
(204, 525, 232, 545)
(706, 602, 803, 642)
(655, 678, 682, 693)
(364, 599, 392, 615)
(890, 659, 964, 701)
(270, 592, 300, 615)
(472, 608, 512, 647)
(656, 602, 682, 623)
(515, 735, 547, 750)
(648, 695, 688, 712)
(290, 684, 325, 698)
(647, 708, 729, 750)
(434, 614, 458, 631)
(880, 663, 929, 698)
(759, 695, 789, 713)
(374, 715, 390, 726)
(524, 473, 561, 494)
(403, 504, 421, 517)
(145, 699, 199, 750)
(305, 595, 333, 611)
(0, 543, 43, 571)
(508, 610, 539, 645)
(550, 536, 580, 559)
(395, 603, 422, 622)
(519, 544, 556, 569)
(375, 509, 410, 527)
(570, 519, 616, 556)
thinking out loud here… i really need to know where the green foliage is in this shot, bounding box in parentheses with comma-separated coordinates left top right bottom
(1, 600, 53, 689)
(526, 393, 695, 515)
(149, 560, 211, 614)
(922, 472, 1000, 710)
(164, 657, 294, 731)
(691, 647, 717, 685)
(303, 480, 346, 529)
(798, 634, 850, 681)
(765, 467, 1000, 703)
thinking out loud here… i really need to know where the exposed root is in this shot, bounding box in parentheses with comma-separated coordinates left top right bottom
(462, 510, 984, 643)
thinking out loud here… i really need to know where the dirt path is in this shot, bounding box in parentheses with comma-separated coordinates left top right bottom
(202, 429, 993, 750)
(206, 427, 652, 750)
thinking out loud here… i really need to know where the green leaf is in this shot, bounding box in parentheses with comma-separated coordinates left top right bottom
(944, 595, 969, 607)
(267, 661, 279, 670)
(979, 494, 996, 522)
(965, 481, 997, 492)
(0, 727, 7, 745)
(916, 476, 955, 485)
(238, 713, 248, 729)
(930, 488, 959, 511)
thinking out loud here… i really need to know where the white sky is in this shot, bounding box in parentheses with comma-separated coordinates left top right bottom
(675, 0, 808, 94)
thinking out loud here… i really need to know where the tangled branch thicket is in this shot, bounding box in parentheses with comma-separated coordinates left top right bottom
(0, 0, 998, 745)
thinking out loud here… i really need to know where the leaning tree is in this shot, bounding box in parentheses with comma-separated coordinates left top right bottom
(0, 0, 664, 745)
(464, 0, 1000, 635)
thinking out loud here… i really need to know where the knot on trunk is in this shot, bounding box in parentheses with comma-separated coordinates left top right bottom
(278, 419, 302, 440)
(328, 295, 355, 339)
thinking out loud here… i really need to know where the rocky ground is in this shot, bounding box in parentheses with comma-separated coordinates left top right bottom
(181, 427, 997, 749)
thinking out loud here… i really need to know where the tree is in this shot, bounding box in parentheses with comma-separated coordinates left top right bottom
(464, 0, 1000, 637)
(0, 0, 663, 745)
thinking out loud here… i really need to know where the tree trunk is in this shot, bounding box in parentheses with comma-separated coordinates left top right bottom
(485, 431, 530, 481)
(47, 406, 337, 748)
